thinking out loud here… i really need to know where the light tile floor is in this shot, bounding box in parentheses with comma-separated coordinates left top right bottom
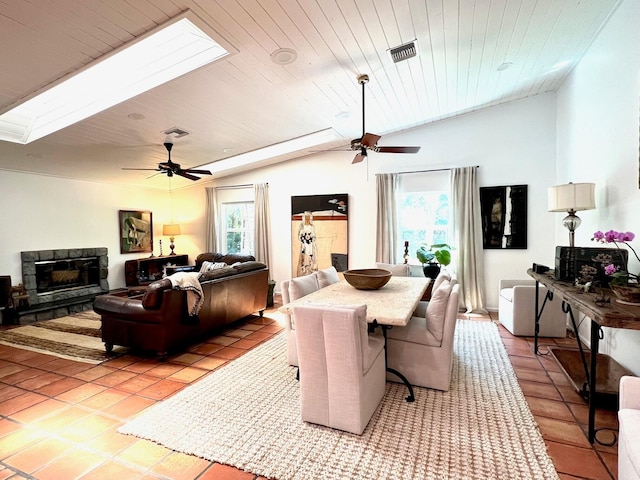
(0, 298, 618, 479)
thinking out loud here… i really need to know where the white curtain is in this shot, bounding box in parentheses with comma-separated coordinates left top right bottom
(375, 173, 398, 263)
(254, 183, 271, 269)
(451, 167, 486, 313)
(205, 187, 218, 252)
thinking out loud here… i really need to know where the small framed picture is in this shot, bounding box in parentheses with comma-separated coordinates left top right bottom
(119, 210, 153, 253)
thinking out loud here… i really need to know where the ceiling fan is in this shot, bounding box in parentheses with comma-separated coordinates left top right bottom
(122, 137, 212, 181)
(349, 74, 421, 164)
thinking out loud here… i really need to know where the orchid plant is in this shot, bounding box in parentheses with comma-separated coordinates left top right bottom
(592, 230, 639, 286)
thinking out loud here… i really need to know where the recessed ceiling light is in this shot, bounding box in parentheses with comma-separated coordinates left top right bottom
(26, 153, 45, 158)
(335, 111, 350, 120)
(0, 10, 234, 144)
(270, 48, 297, 65)
(128, 112, 146, 120)
(497, 62, 513, 71)
(223, 148, 233, 153)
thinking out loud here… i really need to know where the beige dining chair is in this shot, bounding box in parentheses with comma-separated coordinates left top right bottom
(413, 268, 452, 318)
(375, 262, 410, 277)
(293, 303, 386, 435)
(386, 281, 460, 391)
(281, 267, 340, 367)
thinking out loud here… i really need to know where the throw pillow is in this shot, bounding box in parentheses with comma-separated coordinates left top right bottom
(199, 261, 227, 273)
(317, 266, 340, 288)
(426, 280, 453, 343)
(289, 274, 320, 301)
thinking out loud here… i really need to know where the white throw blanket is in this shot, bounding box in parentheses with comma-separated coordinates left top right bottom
(168, 272, 204, 316)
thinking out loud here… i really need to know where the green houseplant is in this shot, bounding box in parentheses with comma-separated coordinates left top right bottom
(416, 243, 452, 279)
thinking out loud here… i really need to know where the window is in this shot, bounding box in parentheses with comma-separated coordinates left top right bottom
(396, 171, 450, 262)
(221, 202, 254, 254)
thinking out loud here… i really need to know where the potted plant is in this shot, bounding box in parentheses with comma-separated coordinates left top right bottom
(416, 243, 452, 279)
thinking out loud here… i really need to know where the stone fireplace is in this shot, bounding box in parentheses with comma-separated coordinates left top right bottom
(21, 247, 109, 321)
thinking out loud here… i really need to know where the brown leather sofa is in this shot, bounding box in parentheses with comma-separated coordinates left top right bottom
(93, 254, 269, 359)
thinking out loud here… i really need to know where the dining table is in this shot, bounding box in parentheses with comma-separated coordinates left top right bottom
(279, 275, 431, 402)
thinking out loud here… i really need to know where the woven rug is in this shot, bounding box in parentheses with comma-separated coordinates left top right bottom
(0, 310, 123, 364)
(119, 320, 559, 480)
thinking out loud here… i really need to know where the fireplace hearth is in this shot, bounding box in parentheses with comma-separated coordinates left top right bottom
(21, 248, 109, 322)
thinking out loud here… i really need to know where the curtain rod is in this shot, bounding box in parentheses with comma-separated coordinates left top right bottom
(214, 183, 264, 191)
(393, 165, 480, 176)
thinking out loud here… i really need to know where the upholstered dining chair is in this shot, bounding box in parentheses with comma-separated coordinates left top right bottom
(281, 266, 340, 366)
(413, 268, 452, 318)
(375, 262, 410, 277)
(293, 303, 386, 435)
(386, 281, 460, 391)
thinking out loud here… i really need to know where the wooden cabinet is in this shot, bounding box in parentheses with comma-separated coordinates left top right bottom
(124, 255, 189, 286)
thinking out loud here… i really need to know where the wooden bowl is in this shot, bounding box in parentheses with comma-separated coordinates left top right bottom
(343, 268, 392, 290)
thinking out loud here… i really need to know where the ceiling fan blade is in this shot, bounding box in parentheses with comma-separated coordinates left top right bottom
(184, 168, 212, 175)
(376, 146, 421, 154)
(122, 167, 161, 171)
(175, 170, 201, 181)
(352, 153, 365, 164)
(361, 132, 381, 147)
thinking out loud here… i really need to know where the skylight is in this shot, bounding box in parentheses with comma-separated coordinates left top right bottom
(0, 10, 231, 144)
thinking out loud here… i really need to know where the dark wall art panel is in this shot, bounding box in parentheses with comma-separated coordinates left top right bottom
(480, 185, 527, 249)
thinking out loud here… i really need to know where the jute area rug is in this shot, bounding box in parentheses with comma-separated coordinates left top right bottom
(119, 320, 559, 480)
(0, 310, 123, 364)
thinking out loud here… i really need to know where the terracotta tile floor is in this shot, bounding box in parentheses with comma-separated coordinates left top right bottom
(0, 299, 618, 479)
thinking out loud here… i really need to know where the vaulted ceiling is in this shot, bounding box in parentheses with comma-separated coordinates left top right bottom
(0, 0, 622, 189)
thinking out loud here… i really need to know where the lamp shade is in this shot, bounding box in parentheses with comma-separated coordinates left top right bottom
(162, 224, 181, 236)
(547, 183, 595, 212)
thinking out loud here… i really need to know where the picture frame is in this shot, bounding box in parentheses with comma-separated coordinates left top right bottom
(480, 185, 527, 249)
(290, 194, 348, 277)
(119, 210, 153, 253)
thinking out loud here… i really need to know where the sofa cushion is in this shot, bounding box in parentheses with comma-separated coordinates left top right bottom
(289, 274, 320, 301)
(499, 288, 514, 302)
(317, 266, 340, 288)
(232, 261, 267, 273)
(199, 266, 236, 282)
(426, 280, 453, 343)
(220, 254, 256, 265)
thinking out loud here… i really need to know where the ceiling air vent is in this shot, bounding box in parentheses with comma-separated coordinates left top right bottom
(162, 126, 191, 138)
(389, 41, 417, 63)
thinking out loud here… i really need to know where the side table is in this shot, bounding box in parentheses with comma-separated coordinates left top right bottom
(527, 268, 639, 444)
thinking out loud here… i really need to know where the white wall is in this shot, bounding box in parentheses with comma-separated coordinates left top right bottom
(556, 0, 640, 374)
(0, 171, 170, 290)
(174, 93, 559, 310)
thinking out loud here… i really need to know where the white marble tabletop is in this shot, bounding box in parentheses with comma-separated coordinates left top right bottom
(279, 276, 430, 326)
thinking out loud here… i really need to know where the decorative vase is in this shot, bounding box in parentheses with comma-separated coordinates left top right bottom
(422, 263, 441, 279)
(610, 284, 640, 306)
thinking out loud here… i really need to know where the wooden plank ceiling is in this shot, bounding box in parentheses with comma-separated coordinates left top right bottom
(0, 0, 622, 189)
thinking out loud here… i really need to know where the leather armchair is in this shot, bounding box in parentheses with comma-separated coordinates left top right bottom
(498, 279, 566, 337)
(293, 303, 386, 435)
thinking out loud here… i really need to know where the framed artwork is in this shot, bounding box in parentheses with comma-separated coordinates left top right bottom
(291, 194, 348, 277)
(480, 185, 527, 249)
(119, 210, 153, 253)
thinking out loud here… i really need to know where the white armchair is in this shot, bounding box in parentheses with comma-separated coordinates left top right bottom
(386, 281, 460, 391)
(619, 375, 640, 480)
(293, 303, 386, 435)
(498, 279, 566, 337)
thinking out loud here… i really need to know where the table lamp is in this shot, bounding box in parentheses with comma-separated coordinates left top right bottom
(547, 182, 595, 247)
(162, 224, 181, 255)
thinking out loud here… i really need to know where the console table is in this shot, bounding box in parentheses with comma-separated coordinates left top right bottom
(124, 255, 189, 286)
(527, 268, 639, 444)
